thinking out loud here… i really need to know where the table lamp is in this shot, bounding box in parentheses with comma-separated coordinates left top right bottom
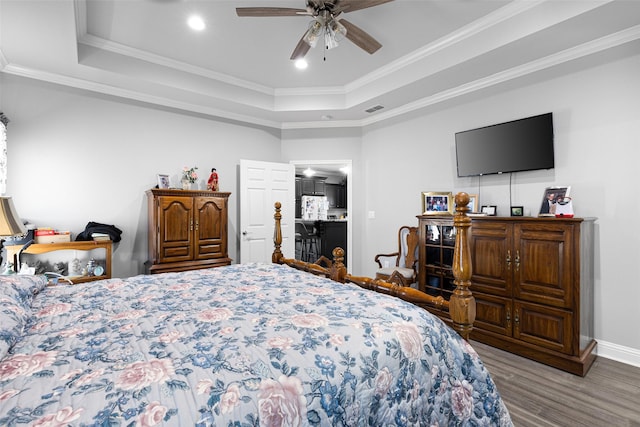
(0, 197, 27, 270)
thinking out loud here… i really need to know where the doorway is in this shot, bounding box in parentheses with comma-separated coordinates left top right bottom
(290, 160, 352, 269)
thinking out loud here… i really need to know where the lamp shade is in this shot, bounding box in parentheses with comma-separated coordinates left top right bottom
(0, 197, 26, 237)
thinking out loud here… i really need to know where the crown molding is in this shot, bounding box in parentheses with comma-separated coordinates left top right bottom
(1, 63, 281, 129)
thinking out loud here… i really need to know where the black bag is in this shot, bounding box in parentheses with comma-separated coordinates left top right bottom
(75, 221, 123, 242)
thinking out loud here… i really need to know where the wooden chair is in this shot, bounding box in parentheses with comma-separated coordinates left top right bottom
(374, 226, 419, 287)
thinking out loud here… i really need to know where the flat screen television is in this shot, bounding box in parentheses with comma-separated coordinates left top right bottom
(455, 112, 554, 177)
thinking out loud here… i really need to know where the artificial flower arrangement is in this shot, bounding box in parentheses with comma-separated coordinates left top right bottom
(182, 166, 198, 184)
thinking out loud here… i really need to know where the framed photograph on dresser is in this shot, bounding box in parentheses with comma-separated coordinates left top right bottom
(157, 174, 170, 189)
(539, 186, 571, 217)
(481, 205, 497, 216)
(422, 191, 454, 215)
(467, 194, 479, 213)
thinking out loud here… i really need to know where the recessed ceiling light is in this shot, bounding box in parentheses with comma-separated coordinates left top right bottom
(188, 15, 205, 31)
(294, 59, 308, 70)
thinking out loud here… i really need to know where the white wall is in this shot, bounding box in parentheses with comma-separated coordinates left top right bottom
(0, 74, 282, 278)
(358, 52, 640, 358)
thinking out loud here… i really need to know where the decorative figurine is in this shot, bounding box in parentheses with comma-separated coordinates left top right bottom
(70, 258, 82, 276)
(2, 262, 15, 275)
(207, 168, 219, 191)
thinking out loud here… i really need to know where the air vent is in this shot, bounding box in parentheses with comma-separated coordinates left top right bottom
(365, 104, 384, 113)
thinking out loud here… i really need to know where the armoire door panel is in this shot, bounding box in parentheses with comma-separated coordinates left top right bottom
(469, 223, 511, 297)
(159, 196, 193, 263)
(474, 294, 512, 336)
(514, 224, 573, 308)
(513, 301, 572, 353)
(195, 196, 227, 260)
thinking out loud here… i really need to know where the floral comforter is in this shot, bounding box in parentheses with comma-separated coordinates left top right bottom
(0, 263, 512, 426)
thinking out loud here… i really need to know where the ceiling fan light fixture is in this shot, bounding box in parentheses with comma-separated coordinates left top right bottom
(328, 19, 347, 41)
(303, 167, 316, 177)
(325, 31, 339, 50)
(303, 20, 323, 47)
(325, 19, 346, 50)
(295, 59, 308, 69)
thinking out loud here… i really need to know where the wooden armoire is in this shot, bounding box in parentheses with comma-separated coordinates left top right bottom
(145, 189, 231, 274)
(417, 214, 596, 376)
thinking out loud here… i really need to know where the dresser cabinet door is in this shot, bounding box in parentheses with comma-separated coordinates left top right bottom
(158, 196, 194, 263)
(469, 220, 512, 298)
(513, 222, 574, 309)
(513, 301, 573, 353)
(194, 196, 228, 260)
(474, 293, 513, 336)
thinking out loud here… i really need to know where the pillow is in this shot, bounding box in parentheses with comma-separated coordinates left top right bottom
(0, 275, 48, 359)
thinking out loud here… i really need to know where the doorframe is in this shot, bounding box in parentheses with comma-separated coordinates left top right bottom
(290, 159, 352, 269)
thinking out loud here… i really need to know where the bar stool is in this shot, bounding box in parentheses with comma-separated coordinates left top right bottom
(296, 222, 320, 262)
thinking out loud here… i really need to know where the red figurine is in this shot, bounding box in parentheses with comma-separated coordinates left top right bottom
(207, 168, 219, 191)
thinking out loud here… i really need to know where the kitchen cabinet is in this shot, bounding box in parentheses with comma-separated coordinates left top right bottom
(325, 183, 347, 209)
(145, 189, 231, 274)
(299, 177, 326, 196)
(417, 215, 596, 376)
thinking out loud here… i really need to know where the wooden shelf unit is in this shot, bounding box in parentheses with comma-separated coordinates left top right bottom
(6, 240, 112, 284)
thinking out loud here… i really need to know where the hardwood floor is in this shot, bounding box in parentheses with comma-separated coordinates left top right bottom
(472, 341, 640, 427)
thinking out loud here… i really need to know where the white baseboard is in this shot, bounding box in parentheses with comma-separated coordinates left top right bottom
(596, 340, 640, 368)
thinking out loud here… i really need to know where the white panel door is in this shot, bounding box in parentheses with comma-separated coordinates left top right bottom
(239, 159, 295, 263)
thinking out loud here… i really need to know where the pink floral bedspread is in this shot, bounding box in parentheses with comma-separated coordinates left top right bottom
(0, 263, 512, 426)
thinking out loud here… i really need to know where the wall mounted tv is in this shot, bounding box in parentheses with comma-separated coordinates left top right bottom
(455, 112, 554, 177)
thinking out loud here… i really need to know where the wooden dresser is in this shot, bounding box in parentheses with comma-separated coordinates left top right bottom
(418, 215, 596, 376)
(145, 189, 231, 274)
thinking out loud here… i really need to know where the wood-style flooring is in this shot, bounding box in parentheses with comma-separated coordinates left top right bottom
(471, 341, 640, 427)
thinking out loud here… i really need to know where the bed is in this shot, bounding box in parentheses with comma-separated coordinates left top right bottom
(0, 193, 512, 426)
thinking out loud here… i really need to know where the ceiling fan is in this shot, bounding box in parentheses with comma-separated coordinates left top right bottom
(236, 0, 394, 60)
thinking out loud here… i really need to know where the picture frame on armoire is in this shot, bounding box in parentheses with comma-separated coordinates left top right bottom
(481, 205, 497, 216)
(467, 194, 479, 213)
(539, 186, 571, 217)
(510, 206, 524, 216)
(157, 174, 170, 189)
(422, 192, 454, 215)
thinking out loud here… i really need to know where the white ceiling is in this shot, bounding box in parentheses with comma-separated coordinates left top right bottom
(1, 0, 640, 130)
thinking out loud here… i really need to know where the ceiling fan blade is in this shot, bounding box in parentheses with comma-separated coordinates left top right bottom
(236, 7, 308, 17)
(334, 0, 394, 14)
(340, 19, 382, 54)
(290, 35, 312, 60)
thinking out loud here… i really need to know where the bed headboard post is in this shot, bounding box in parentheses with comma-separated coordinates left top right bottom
(329, 247, 347, 282)
(450, 192, 476, 340)
(272, 202, 284, 264)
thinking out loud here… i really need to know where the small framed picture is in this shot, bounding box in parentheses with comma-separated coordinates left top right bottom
(422, 191, 454, 215)
(539, 186, 571, 217)
(157, 174, 170, 189)
(468, 194, 479, 213)
(481, 205, 497, 216)
(510, 206, 524, 216)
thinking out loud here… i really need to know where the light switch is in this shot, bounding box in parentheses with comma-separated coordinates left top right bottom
(368, 211, 375, 219)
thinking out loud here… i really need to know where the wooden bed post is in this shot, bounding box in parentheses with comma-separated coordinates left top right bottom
(450, 192, 476, 340)
(272, 202, 284, 264)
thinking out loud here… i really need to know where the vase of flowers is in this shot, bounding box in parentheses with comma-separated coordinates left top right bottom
(181, 166, 198, 190)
